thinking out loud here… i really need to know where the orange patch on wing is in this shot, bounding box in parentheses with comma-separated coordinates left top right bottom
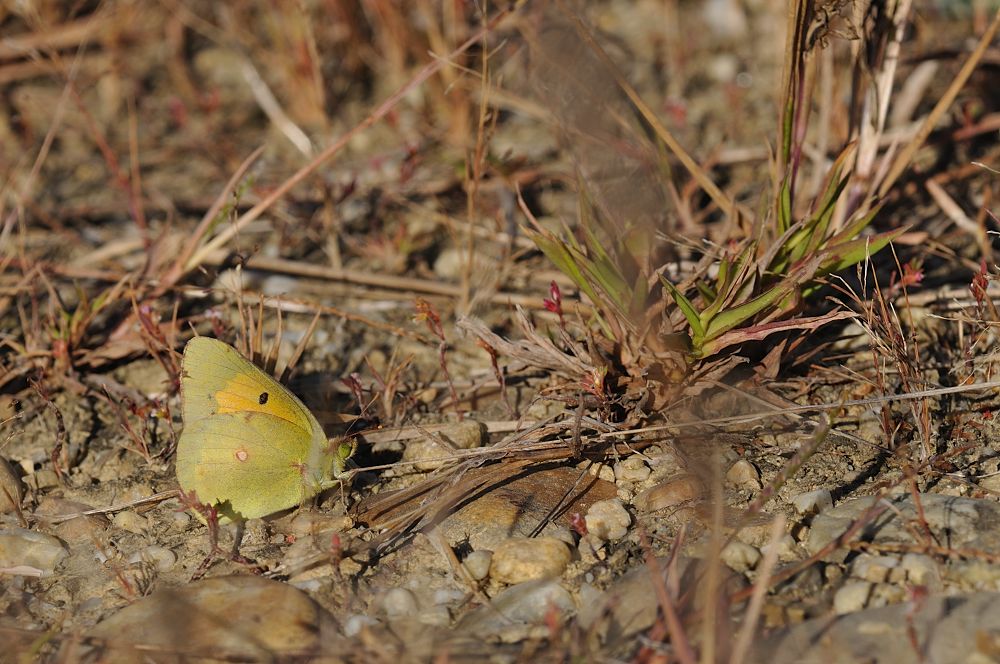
(215, 388, 264, 414)
(213, 377, 305, 429)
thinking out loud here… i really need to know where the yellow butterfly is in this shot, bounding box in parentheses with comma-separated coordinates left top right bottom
(175, 336, 354, 522)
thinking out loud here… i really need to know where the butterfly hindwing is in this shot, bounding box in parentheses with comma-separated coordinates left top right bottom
(175, 412, 320, 520)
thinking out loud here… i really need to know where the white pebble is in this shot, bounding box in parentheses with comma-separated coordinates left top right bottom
(720, 541, 761, 573)
(112, 511, 149, 535)
(833, 580, 872, 614)
(901, 553, 940, 587)
(614, 457, 651, 483)
(585, 499, 631, 541)
(344, 614, 379, 637)
(127, 545, 177, 572)
(760, 533, 798, 562)
(382, 588, 419, 619)
(464, 550, 492, 581)
(851, 554, 898, 583)
(791, 489, 833, 515)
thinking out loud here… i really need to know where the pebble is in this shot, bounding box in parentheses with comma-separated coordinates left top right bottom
(490, 537, 571, 585)
(760, 533, 798, 562)
(752, 591, 1000, 664)
(0, 528, 68, 577)
(851, 554, 899, 583)
(633, 475, 702, 512)
(726, 459, 761, 491)
(169, 510, 191, 530)
(584, 499, 631, 541)
(806, 494, 996, 563)
(463, 550, 492, 581)
(900, 553, 940, 587)
(402, 421, 486, 471)
(595, 557, 705, 642)
(419, 605, 451, 627)
(456, 579, 574, 639)
(0, 456, 24, 514)
(790, 489, 833, 516)
(82, 575, 345, 659)
(867, 582, 906, 608)
(702, 0, 748, 39)
(646, 448, 687, 480)
(614, 457, 651, 483)
(120, 483, 155, 503)
(720, 541, 761, 573)
(31, 469, 60, 490)
(112, 511, 149, 535)
(585, 463, 616, 483)
(953, 560, 1000, 590)
(433, 588, 464, 605)
(34, 498, 107, 542)
(344, 614, 380, 637)
(575, 582, 606, 629)
(833, 580, 872, 614)
(381, 588, 419, 619)
(433, 248, 470, 280)
(434, 467, 616, 551)
(127, 545, 176, 573)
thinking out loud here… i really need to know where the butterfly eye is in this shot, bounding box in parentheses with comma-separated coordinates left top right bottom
(258, 392, 269, 405)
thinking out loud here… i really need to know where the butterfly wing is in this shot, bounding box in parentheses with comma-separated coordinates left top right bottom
(176, 412, 319, 520)
(177, 337, 331, 520)
(181, 336, 320, 435)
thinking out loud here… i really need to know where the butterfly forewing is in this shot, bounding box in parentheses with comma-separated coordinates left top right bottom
(181, 337, 320, 436)
(176, 337, 331, 520)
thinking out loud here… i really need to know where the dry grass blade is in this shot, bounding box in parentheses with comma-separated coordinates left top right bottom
(549, 0, 732, 220)
(181, 6, 517, 276)
(728, 514, 786, 664)
(878, 8, 1000, 198)
(458, 309, 596, 381)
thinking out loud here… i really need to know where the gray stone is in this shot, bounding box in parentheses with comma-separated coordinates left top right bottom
(752, 591, 1000, 664)
(80, 575, 346, 661)
(0, 528, 68, 577)
(455, 579, 574, 639)
(806, 494, 999, 562)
